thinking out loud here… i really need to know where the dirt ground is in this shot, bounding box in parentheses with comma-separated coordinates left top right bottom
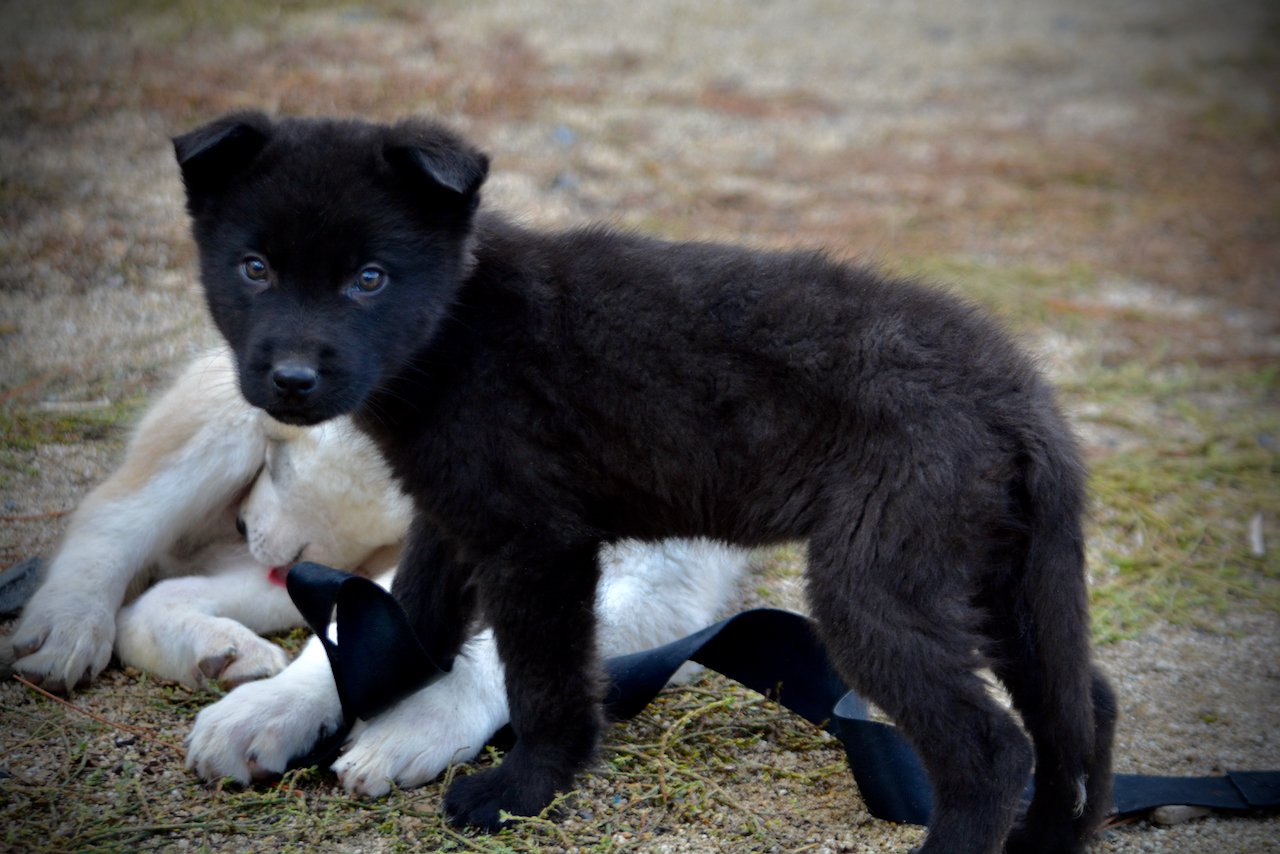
(1, 0, 1278, 851)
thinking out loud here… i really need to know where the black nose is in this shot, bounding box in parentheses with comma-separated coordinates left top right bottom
(235, 516, 247, 538)
(271, 363, 318, 397)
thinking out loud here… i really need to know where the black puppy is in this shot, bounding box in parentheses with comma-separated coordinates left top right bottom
(174, 113, 1115, 854)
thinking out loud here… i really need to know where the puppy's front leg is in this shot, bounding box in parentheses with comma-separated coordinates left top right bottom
(11, 348, 265, 692)
(390, 521, 478, 672)
(185, 634, 343, 783)
(442, 545, 603, 830)
(333, 539, 752, 797)
(115, 561, 298, 689)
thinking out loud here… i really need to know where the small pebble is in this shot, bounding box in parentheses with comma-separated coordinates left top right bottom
(1150, 805, 1212, 826)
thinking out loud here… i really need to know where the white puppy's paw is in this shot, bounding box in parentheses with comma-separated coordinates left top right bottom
(116, 588, 292, 691)
(190, 623, 291, 690)
(185, 671, 343, 784)
(333, 640, 508, 797)
(11, 594, 115, 692)
(332, 700, 487, 797)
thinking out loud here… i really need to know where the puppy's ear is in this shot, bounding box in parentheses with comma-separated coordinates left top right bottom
(384, 120, 489, 200)
(173, 111, 272, 209)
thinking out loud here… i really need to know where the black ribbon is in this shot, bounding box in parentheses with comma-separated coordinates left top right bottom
(283, 562, 449, 770)
(284, 561, 1279, 822)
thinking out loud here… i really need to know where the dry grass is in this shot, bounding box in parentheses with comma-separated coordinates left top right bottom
(4, 670, 889, 853)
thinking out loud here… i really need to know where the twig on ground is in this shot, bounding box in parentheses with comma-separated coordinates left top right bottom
(0, 509, 72, 523)
(12, 673, 187, 755)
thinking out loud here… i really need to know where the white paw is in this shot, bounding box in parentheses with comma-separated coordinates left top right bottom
(116, 601, 290, 691)
(11, 594, 115, 692)
(195, 636, 289, 690)
(333, 640, 508, 797)
(186, 619, 290, 690)
(185, 669, 343, 784)
(333, 701, 487, 797)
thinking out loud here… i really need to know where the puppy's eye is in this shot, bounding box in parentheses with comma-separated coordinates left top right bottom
(353, 266, 387, 295)
(241, 256, 271, 285)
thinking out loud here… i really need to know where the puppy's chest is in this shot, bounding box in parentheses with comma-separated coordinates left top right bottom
(357, 365, 565, 495)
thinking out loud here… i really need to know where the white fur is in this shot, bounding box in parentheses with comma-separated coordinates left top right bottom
(10, 345, 756, 794)
(115, 556, 295, 689)
(12, 350, 268, 690)
(11, 349, 411, 691)
(239, 417, 413, 572)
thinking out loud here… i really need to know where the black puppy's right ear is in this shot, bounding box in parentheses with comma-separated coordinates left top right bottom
(173, 111, 272, 211)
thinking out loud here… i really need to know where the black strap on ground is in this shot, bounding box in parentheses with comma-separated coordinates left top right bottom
(283, 561, 1280, 822)
(283, 561, 449, 771)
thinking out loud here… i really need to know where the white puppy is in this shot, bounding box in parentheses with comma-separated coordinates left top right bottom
(9, 347, 752, 795)
(13, 349, 289, 691)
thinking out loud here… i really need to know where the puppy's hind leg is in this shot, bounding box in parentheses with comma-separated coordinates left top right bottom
(442, 544, 604, 831)
(807, 509, 1032, 854)
(983, 571, 1116, 851)
(987, 639, 1116, 854)
(982, 439, 1115, 854)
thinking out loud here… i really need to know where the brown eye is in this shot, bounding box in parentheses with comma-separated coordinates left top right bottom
(241, 256, 270, 285)
(354, 266, 386, 294)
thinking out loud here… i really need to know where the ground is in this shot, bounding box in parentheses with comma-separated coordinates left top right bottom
(1, 0, 1277, 851)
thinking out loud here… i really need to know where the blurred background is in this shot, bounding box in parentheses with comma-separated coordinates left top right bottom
(1, 1, 1276, 851)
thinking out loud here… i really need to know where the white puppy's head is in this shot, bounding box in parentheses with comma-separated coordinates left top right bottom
(238, 416, 412, 572)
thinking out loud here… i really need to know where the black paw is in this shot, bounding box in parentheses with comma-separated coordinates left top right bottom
(1004, 820, 1083, 854)
(443, 763, 560, 831)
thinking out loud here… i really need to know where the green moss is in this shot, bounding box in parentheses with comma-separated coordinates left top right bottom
(892, 256, 1098, 327)
(1081, 366, 1279, 641)
(0, 402, 134, 452)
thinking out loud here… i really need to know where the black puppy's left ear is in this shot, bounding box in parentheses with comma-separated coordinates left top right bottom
(384, 120, 489, 200)
(173, 111, 272, 210)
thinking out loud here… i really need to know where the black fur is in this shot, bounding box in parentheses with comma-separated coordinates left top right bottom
(175, 113, 1116, 853)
